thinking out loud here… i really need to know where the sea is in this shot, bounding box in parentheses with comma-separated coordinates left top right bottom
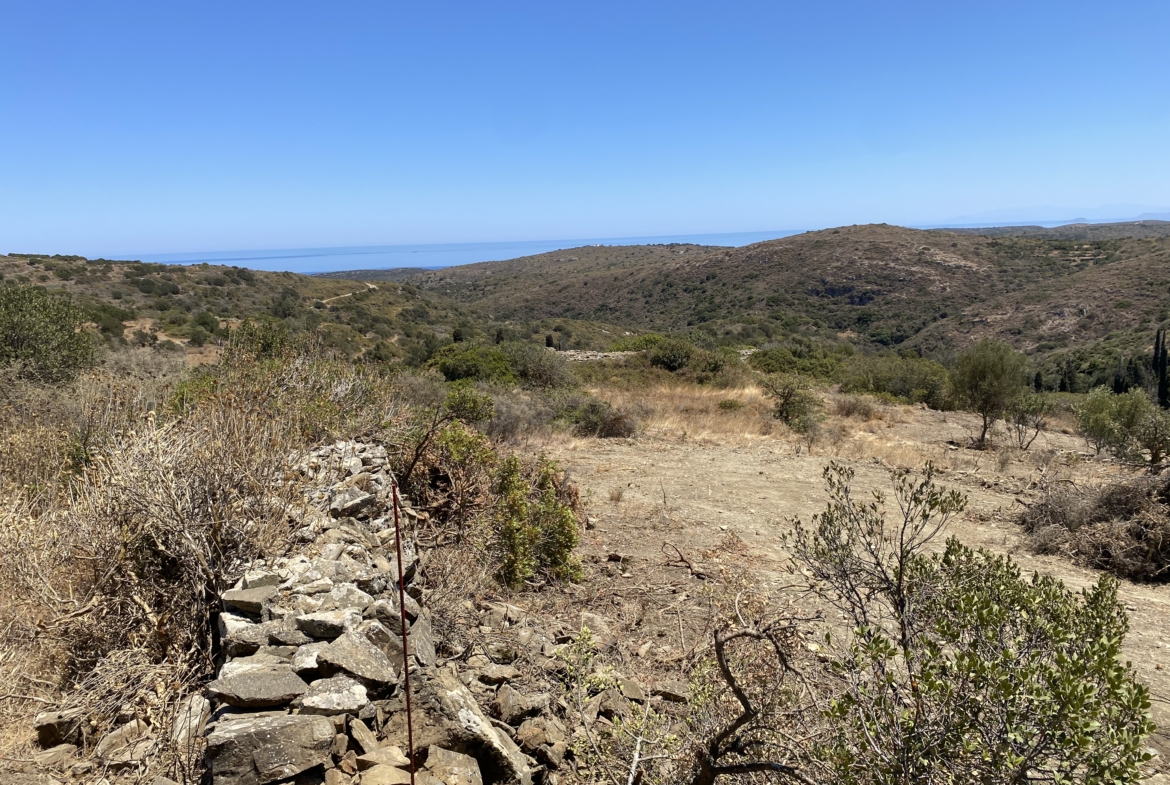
(132, 230, 803, 275)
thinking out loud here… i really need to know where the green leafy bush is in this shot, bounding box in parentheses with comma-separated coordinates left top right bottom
(760, 373, 822, 432)
(609, 333, 665, 351)
(499, 341, 573, 389)
(491, 455, 581, 587)
(838, 353, 949, 409)
(431, 344, 518, 385)
(748, 340, 848, 379)
(648, 338, 696, 371)
(0, 283, 95, 382)
(950, 339, 1029, 447)
(570, 398, 636, 438)
(1075, 386, 1170, 465)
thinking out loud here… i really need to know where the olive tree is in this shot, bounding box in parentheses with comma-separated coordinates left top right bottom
(0, 283, 94, 382)
(950, 339, 1028, 448)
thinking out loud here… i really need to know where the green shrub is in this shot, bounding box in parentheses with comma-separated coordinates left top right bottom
(717, 399, 743, 411)
(760, 373, 822, 433)
(609, 333, 665, 351)
(491, 455, 581, 587)
(570, 398, 636, 438)
(0, 283, 95, 382)
(648, 338, 696, 371)
(1075, 386, 1170, 464)
(499, 341, 573, 389)
(748, 340, 847, 379)
(431, 344, 518, 385)
(839, 354, 949, 409)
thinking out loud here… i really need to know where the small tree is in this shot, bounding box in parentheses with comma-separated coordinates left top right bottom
(1076, 386, 1122, 455)
(950, 339, 1028, 448)
(1008, 391, 1051, 450)
(0, 283, 94, 382)
(761, 373, 822, 433)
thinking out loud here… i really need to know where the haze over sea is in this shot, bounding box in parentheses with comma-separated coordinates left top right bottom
(133, 230, 799, 274)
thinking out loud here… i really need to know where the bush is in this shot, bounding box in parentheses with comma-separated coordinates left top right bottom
(569, 397, 637, 438)
(760, 373, 822, 433)
(748, 340, 848, 379)
(648, 338, 696, 372)
(1021, 477, 1170, 581)
(499, 341, 573, 389)
(609, 333, 665, 351)
(490, 455, 581, 587)
(0, 283, 95, 382)
(1075, 386, 1170, 465)
(717, 399, 743, 411)
(430, 344, 517, 385)
(838, 353, 948, 409)
(832, 394, 876, 420)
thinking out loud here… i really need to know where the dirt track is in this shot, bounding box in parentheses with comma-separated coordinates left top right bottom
(547, 402, 1170, 774)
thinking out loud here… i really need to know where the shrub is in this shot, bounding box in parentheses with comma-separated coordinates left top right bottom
(760, 373, 822, 433)
(431, 344, 517, 385)
(950, 339, 1029, 448)
(1021, 477, 1170, 581)
(609, 333, 664, 351)
(499, 341, 573, 389)
(1007, 391, 1052, 450)
(838, 353, 948, 409)
(0, 283, 95, 382)
(717, 399, 743, 411)
(748, 340, 847, 379)
(571, 398, 636, 438)
(832, 394, 876, 420)
(490, 455, 581, 587)
(1075, 386, 1170, 465)
(648, 338, 696, 371)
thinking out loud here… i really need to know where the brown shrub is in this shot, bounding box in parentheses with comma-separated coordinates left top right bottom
(1020, 477, 1170, 581)
(832, 394, 878, 421)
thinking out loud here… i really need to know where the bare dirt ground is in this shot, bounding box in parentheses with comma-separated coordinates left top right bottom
(544, 387, 1170, 775)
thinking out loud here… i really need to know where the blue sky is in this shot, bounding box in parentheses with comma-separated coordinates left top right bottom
(2, 1, 1168, 258)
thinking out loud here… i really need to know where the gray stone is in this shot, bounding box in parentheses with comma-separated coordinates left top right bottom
(296, 608, 363, 639)
(95, 718, 151, 765)
(477, 664, 519, 685)
(424, 745, 482, 785)
(33, 743, 77, 769)
(219, 653, 286, 679)
(219, 611, 278, 656)
(205, 714, 333, 785)
(34, 708, 85, 748)
(361, 765, 412, 785)
(348, 717, 380, 755)
(357, 619, 406, 664)
(206, 664, 309, 708)
(651, 680, 688, 703)
(515, 717, 566, 751)
(299, 675, 368, 716)
(617, 676, 646, 702)
(410, 614, 437, 667)
(151, 777, 181, 785)
(330, 488, 375, 518)
(493, 685, 550, 726)
(357, 745, 411, 769)
(269, 627, 313, 646)
(381, 670, 532, 785)
(329, 582, 374, 611)
(223, 585, 279, 615)
(291, 641, 331, 676)
(171, 693, 211, 745)
(319, 631, 397, 685)
(579, 612, 611, 638)
(243, 570, 283, 589)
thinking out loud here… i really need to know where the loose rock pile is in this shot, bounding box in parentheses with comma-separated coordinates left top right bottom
(28, 439, 673, 785)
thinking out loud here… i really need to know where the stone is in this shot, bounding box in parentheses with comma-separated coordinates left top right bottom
(291, 641, 331, 676)
(424, 745, 483, 785)
(171, 694, 211, 745)
(357, 619, 406, 664)
(152, 777, 181, 785)
(493, 685, 550, 726)
(94, 719, 151, 765)
(651, 681, 689, 703)
(299, 675, 369, 716)
(205, 714, 333, 785)
(343, 456, 364, 476)
(348, 717, 380, 755)
(515, 718, 566, 752)
(330, 488, 375, 518)
(324, 771, 352, 785)
(297, 609, 363, 639)
(269, 627, 314, 646)
(33, 743, 77, 769)
(339, 750, 359, 774)
(361, 765, 412, 785)
(477, 663, 520, 685)
(579, 612, 611, 638)
(223, 585, 279, 615)
(357, 746, 411, 769)
(331, 733, 348, 757)
(319, 632, 397, 685)
(617, 676, 646, 702)
(243, 570, 283, 589)
(206, 664, 309, 708)
(381, 670, 532, 785)
(34, 708, 85, 748)
(219, 611, 276, 656)
(219, 653, 287, 679)
(410, 614, 437, 667)
(329, 582, 374, 611)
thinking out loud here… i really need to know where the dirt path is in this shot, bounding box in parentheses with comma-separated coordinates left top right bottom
(321, 282, 378, 303)
(546, 404, 1170, 772)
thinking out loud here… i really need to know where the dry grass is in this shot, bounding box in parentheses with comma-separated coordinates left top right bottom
(592, 384, 778, 442)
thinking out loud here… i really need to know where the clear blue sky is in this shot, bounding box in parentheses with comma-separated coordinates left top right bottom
(2, 1, 1168, 257)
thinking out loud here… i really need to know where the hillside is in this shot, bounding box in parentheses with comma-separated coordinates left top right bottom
(947, 220, 1170, 241)
(403, 224, 1170, 360)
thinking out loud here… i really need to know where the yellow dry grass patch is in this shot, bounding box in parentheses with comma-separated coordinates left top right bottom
(592, 384, 779, 443)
